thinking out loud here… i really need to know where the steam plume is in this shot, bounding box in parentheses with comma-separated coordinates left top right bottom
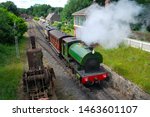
(76, 0, 142, 48)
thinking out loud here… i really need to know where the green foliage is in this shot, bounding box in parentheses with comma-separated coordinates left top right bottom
(0, 1, 19, 15)
(136, 0, 150, 4)
(61, 25, 72, 34)
(52, 21, 62, 30)
(130, 23, 142, 31)
(95, 45, 150, 94)
(34, 17, 39, 21)
(0, 8, 27, 44)
(15, 17, 28, 38)
(61, 22, 74, 34)
(29, 4, 52, 17)
(0, 38, 27, 99)
(52, 20, 74, 35)
(138, 4, 150, 32)
(19, 4, 63, 18)
(147, 25, 150, 31)
(60, 0, 119, 22)
(61, 0, 150, 30)
(61, 0, 91, 22)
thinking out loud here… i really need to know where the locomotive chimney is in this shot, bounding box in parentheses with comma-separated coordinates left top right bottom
(105, 0, 110, 6)
(93, 0, 110, 6)
(93, 0, 96, 3)
(30, 36, 36, 49)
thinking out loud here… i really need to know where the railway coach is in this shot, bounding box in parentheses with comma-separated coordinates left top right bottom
(44, 26, 56, 39)
(48, 29, 72, 55)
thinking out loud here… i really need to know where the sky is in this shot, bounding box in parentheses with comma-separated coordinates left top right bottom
(0, 0, 68, 8)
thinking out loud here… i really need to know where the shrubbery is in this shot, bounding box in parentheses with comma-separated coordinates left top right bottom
(52, 21, 62, 30)
(130, 23, 142, 31)
(52, 20, 74, 35)
(34, 17, 39, 21)
(0, 8, 27, 44)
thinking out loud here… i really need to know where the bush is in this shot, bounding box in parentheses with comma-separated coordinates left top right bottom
(52, 21, 62, 30)
(146, 25, 150, 32)
(0, 8, 27, 44)
(130, 23, 142, 31)
(34, 17, 39, 21)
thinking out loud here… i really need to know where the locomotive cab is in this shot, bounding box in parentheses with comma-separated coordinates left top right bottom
(61, 37, 80, 61)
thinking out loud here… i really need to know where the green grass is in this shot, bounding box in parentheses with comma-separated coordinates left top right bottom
(0, 38, 27, 99)
(95, 45, 150, 94)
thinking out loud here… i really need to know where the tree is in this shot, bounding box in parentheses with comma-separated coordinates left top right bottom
(19, 4, 61, 18)
(136, 0, 150, 4)
(138, 4, 150, 31)
(0, 8, 27, 44)
(61, 0, 150, 27)
(60, 0, 111, 22)
(0, 1, 19, 15)
(61, 0, 90, 21)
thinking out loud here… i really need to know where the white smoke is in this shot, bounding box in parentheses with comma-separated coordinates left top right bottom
(76, 0, 142, 48)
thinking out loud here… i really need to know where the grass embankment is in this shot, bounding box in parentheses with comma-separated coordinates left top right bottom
(0, 38, 27, 99)
(95, 45, 150, 94)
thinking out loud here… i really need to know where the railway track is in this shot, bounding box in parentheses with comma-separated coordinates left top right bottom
(28, 20, 121, 100)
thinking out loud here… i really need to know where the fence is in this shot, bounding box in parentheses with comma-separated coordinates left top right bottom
(125, 38, 150, 52)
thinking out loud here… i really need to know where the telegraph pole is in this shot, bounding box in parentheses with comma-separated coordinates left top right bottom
(14, 22, 20, 59)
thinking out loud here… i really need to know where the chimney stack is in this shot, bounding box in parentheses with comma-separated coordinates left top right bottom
(30, 36, 36, 49)
(105, 0, 110, 6)
(93, 0, 96, 3)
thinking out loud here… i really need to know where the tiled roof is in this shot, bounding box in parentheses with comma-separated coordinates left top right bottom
(46, 13, 55, 21)
(72, 7, 88, 16)
(72, 3, 99, 16)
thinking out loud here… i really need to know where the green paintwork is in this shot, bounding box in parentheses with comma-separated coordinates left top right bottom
(62, 42, 68, 59)
(69, 43, 103, 66)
